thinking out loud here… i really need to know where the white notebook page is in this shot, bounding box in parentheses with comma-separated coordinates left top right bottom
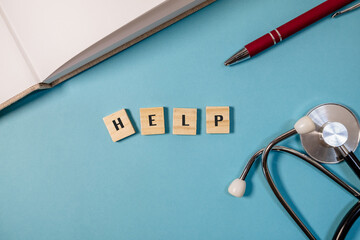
(0, 11, 38, 105)
(45, 0, 200, 83)
(0, 0, 167, 80)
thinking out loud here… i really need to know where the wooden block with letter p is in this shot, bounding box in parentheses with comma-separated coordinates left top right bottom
(173, 108, 197, 135)
(206, 106, 230, 134)
(103, 109, 136, 142)
(140, 107, 165, 135)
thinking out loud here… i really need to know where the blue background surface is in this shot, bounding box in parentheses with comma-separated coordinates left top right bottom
(1, 0, 360, 239)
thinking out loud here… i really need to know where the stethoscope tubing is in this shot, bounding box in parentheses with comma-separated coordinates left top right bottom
(243, 129, 360, 239)
(262, 129, 316, 239)
(333, 201, 360, 240)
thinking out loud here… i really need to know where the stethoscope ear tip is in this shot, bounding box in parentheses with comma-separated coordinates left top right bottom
(228, 179, 246, 198)
(294, 116, 316, 134)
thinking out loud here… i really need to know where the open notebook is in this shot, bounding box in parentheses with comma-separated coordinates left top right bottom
(0, 0, 215, 110)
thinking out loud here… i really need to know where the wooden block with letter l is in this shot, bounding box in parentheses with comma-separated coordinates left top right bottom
(103, 109, 136, 142)
(140, 107, 165, 135)
(173, 108, 197, 135)
(206, 106, 230, 134)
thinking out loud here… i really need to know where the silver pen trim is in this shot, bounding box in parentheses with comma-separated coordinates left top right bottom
(275, 29, 282, 41)
(269, 32, 276, 45)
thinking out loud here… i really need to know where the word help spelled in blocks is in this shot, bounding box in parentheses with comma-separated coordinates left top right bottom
(140, 107, 165, 135)
(103, 109, 136, 142)
(206, 106, 230, 134)
(103, 106, 230, 141)
(173, 108, 197, 135)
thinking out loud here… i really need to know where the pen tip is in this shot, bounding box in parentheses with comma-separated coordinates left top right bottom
(224, 48, 250, 66)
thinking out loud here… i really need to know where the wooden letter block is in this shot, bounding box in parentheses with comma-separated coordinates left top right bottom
(206, 106, 230, 134)
(173, 108, 197, 135)
(103, 109, 135, 142)
(140, 107, 165, 135)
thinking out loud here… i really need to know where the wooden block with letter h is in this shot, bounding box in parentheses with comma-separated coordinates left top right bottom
(140, 107, 165, 135)
(206, 106, 230, 134)
(173, 108, 197, 135)
(103, 109, 136, 142)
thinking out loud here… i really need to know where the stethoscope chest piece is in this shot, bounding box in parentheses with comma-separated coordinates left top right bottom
(300, 103, 360, 164)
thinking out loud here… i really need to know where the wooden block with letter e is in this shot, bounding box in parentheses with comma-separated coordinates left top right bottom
(140, 107, 165, 135)
(206, 106, 230, 134)
(173, 108, 197, 135)
(103, 109, 136, 142)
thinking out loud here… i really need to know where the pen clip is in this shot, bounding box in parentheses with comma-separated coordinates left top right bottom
(332, 2, 360, 18)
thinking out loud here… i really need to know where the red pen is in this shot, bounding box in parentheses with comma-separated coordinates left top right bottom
(224, 0, 356, 66)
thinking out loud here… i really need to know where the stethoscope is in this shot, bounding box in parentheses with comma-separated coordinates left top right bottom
(228, 103, 360, 240)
